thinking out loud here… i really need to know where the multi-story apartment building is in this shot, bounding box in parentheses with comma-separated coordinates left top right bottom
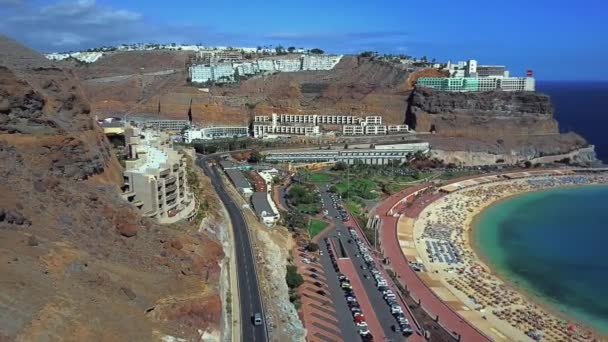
(190, 64, 235, 83)
(417, 77, 535, 92)
(387, 125, 410, 133)
(183, 126, 249, 143)
(122, 127, 196, 224)
(477, 65, 507, 78)
(302, 55, 343, 70)
(253, 123, 319, 137)
(364, 125, 388, 135)
(363, 116, 383, 125)
(144, 119, 190, 131)
(275, 59, 302, 72)
(198, 49, 243, 63)
(342, 125, 364, 135)
(257, 60, 276, 72)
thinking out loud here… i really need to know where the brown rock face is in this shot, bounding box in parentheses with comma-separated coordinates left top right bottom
(406, 87, 559, 136)
(0, 35, 222, 340)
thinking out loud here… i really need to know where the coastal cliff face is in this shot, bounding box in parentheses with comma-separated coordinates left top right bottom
(0, 36, 222, 340)
(407, 87, 559, 136)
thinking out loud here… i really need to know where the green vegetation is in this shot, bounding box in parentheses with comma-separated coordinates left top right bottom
(287, 184, 322, 214)
(248, 150, 263, 163)
(310, 48, 324, 54)
(336, 178, 378, 200)
(284, 211, 308, 231)
(306, 242, 319, 252)
(286, 265, 304, 289)
(308, 172, 332, 184)
(308, 219, 329, 238)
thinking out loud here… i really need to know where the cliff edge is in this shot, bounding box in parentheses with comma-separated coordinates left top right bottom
(0, 36, 222, 341)
(406, 87, 558, 136)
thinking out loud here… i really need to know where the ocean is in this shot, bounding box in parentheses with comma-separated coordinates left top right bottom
(474, 186, 608, 334)
(537, 81, 608, 163)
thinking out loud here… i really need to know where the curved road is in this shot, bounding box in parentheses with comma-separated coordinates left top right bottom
(197, 156, 268, 342)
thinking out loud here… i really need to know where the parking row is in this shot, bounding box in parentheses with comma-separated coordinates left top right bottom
(348, 227, 414, 336)
(324, 237, 373, 342)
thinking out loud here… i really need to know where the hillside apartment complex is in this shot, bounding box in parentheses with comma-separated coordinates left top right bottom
(121, 127, 196, 224)
(253, 113, 409, 138)
(189, 54, 343, 83)
(418, 59, 535, 92)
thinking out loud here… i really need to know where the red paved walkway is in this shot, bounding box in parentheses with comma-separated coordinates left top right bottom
(375, 184, 491, 342)
(336, 258, 385, 341)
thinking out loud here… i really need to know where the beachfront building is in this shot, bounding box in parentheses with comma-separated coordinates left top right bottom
(417, 77, 535, 92)
(255, 113, 380, 126)
(257, 59, 276, 72)
(183, 126, 248, 143)
(302, 55, 343, 70)
(265, 142, 430, 165)
(122, 127, 196, 224)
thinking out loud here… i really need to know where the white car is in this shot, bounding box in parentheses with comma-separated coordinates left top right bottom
(358, 328, 371, 336)
(356, 321, 368, 328)
(302, 258, 311, 264)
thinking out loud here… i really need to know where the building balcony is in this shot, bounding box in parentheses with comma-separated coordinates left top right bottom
(159, 168, 170, 177)
(172, 163, 179, 172)
(166, 184, 177, 193)
(132, 200, 144, 207)
(143, 210, 157, 217)
(165, 175, 177, 184)
(166, 192, 177, 202)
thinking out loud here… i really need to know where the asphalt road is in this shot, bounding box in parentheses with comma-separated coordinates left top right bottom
(318, 187, 409, 341)
(197, 157, 268, 342)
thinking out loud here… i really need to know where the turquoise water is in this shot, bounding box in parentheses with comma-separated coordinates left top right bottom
(474, 186, 608, 334)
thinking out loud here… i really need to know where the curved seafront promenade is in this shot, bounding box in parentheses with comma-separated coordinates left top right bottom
(376, 169, 608, 342)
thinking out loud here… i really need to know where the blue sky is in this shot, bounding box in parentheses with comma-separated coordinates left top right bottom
(1, 0, 607, 80)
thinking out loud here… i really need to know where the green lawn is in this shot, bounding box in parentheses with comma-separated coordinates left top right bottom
(297, 203, 322, 215)
(336, 178, 378, 200)
(308, 172, 333, 184)
(309, 219, 329, 238)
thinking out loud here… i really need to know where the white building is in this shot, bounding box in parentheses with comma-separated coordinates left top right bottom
(253, 123, 319, 138)
(387, 125, 410, 133)
(302, 55, 343, 70)
(342, 125, 364, 135)
(190, 64, 235, 83)
(275, 59, 302, 72)
(364, 125, 387, 135)
(184, 126, 249, 143)
(257, 60, 276, 72)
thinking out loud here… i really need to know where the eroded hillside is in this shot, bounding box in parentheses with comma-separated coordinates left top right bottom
(0, 36, 223, 341)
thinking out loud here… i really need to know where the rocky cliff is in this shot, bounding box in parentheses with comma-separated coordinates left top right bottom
(406, 87, 558, 136)
(0, 36, 222, 341)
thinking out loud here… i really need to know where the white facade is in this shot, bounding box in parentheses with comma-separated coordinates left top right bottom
(253, 124, 319, 138)
(364, 125, 387, 135)
(342, 125, 364, 135)
(257, 60, 276, 71)
(184, 126, 249, 143)
(466, 59, 478, 77)
(190, 64, 235, 83)
(387, 125, 409, 133)
(275, 59, 302, 72)
(302, 55, 343, 70)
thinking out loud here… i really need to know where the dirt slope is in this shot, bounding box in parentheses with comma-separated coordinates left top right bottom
(0, 35, 222, 341)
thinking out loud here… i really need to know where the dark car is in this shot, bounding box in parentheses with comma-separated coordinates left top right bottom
(309, 267, 318, 273)
(310, 273, 319, 279)
(316, 289, 326, 296)
(313, 281, 323, 287)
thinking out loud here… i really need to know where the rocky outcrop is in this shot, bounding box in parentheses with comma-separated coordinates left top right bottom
(407, 87, 558, 136)
(0, 35, 222, 340)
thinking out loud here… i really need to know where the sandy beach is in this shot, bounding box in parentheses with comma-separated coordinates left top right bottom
(404, 173, 608, 342)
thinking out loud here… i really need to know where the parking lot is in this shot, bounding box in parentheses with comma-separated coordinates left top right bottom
(318, 187, 420, 341)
